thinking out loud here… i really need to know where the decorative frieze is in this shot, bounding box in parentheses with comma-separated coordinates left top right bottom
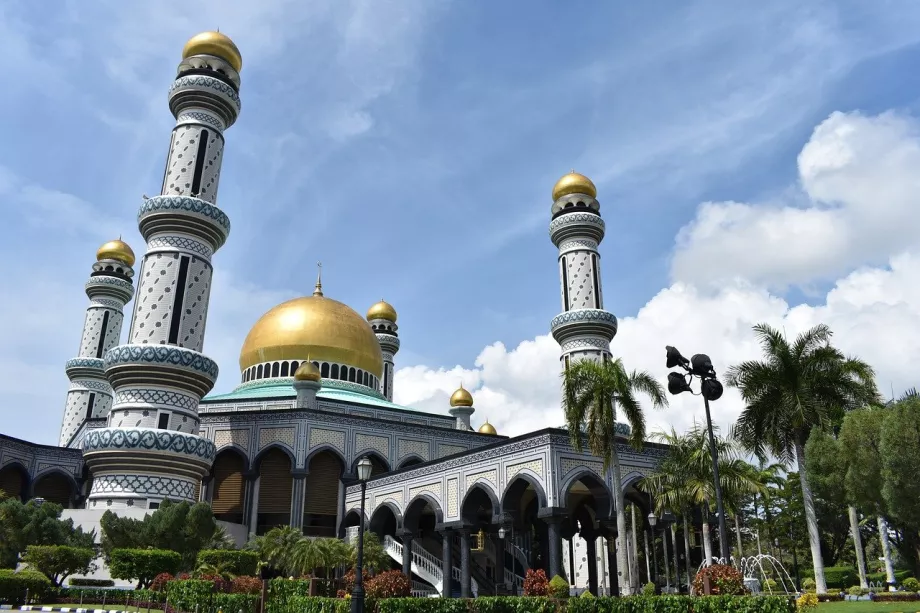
(215, 429, 250, 451)
(309, 428, 346, 453)
(259, 427, 295, 450)
(355, 433, 389, 458)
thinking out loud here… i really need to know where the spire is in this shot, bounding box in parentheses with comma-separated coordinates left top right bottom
(313, 261, 323, 296)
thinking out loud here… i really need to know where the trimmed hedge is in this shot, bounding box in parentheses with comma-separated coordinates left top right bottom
(110, 548, 182, 589)
(196, 549, 260, 577)
(55, 588, 164, 609)
(69, 578, 115, 587)
(166, 579, 259, 613)
(0, 569, 53, 605)
(866, 570, 912, 585)
(872, 592, 920, 602)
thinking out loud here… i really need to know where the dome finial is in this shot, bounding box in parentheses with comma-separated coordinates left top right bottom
(313, 261, 323, 296)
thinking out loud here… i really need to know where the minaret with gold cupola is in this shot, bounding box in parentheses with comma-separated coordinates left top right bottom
(59, 240, 136, 447)
(449, 384, 475, 430)
(549, 172, 618, 370)
(81, 32, 243, 509)
(367, 300, 399, 401)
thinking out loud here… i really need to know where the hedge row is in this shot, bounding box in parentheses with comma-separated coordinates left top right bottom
(802, 566, 913, 589)
(0, 569, 53, 605)
(165, 579, 259, 613)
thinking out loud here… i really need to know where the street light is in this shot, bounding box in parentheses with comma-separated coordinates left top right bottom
(351, 457, 373, 613)
(664, 346, 730, 563)
(647, 510, 658, 588)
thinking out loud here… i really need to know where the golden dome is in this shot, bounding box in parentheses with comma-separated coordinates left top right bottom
(552, 171, 597, 201)
(96, 239, 135, 267)
(182, 31, 243, 72)
(293, 361, 321, 382)
(239, 294, 383, 376)
(478, 420, 497, 435)
(449, 385, 474, 408)
(367, 299, 397, 323)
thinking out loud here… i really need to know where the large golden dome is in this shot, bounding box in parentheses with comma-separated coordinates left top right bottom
(367, 299, 397, 323)
(239, 294, 383, 376)
(552, 171, 596, 201)
(96, 239, 135, 267)
(182, 31, 243, 72)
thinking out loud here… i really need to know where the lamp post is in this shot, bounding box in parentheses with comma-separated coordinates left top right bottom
(647, 511, 658, 589)
(351, 457, 373, 613)
(664, 346, 730, 563)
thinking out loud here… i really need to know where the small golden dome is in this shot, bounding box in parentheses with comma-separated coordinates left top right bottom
(367, 299, 397, 323)
(449, 385, 474, 408)
(552, 171, 597, 201)
(294, 361, 321, 382)
(478, 420, 497, 435)
(96, 239, 135, 267)
(182, 31, 243, 72)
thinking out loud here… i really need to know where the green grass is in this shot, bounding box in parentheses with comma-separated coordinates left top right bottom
(33, 605, 164, 613)
(818, 601, 920, 613)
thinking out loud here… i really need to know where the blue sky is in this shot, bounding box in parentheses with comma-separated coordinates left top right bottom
(4, 0, 920, 444)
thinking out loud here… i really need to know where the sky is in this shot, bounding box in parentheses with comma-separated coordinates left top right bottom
(4, 0, 920, 445)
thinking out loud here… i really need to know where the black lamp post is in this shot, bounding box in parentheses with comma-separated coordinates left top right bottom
(665, 346, 730, 563)
(351, 457, 373, 613)
(647, 510, 659, 587)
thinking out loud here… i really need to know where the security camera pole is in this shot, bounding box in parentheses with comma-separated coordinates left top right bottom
(664, 346, 731, 563)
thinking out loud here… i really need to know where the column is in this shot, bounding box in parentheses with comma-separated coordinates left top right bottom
(290, 470, 307, 530)
(585, 532, 598, 595)
(607, 537, 619, 596)
(568, 539, 576, 585)
(537, 510, 565, 581)
(440, 528, 454, 597)
(241, 471, 258, 532)
(662, 526, 671, 592)
(459, 528, 472, 598)
(398, 530, 413, 577)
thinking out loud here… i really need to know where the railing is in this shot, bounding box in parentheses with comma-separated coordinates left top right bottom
(383, 535, 479, 597)
(412, 580, 438, 597)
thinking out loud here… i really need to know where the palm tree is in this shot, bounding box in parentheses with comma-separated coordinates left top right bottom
(750, 459, 784, 555)
(247, 526, 305, 575)
(562, 358, 668, 595)
(726, 323, 879, 594)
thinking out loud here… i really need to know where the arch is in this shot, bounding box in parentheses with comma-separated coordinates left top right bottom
(251, 443, 296, 471)
(501, 473, 548, 515)
(351, 451, 390, 477)
(305, 444, 346, 468)
(460, 482, 500, 524)
(0, 461, 30, 501)
(403, 493, 444, 532)
(561, 469, 613, 520)
(304, 450, 345, 537)
(280, 362, 290, 377)
(321, 363, 330, 378)
(256, 447, 292, 535)
(331, 364, 339, 379)
(257, 364, 264, 379)
(211, 448, 247, 524)
(31, 470, 77, 508)
(397, 455, 424, 470)
(369, 500, 402, 538)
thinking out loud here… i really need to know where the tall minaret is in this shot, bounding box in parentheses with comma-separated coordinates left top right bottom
(81, 32, 243, 509)
(59, 240, 136, 447)
(549, 172, 618, 369)
(366, 300, 399, 401)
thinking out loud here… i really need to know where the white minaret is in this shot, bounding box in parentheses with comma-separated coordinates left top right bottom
(448, 384, 475, 430)
(59, 240, 136, 447)
(366, 300, 399, 401)
(549, 172, 617, 369)
(81, 32, 243, 509)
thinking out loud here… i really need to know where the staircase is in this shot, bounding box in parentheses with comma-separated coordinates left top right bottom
(383, 535, 479, 597)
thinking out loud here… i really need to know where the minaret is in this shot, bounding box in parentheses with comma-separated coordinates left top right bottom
(448, 384, 475, 430)
(366, 300, 399, 401)
(59, 240, 136, 447)
(293, 361, 321, 409)
(549, 172, 617, 369)
(81, 31, 243, 509)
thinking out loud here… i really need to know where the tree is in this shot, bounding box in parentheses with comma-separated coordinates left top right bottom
(109, 548, 182, 589)
(246, 526, 304, 575)
(726, 323, 879, 594)
(0, 498, 96, 568)
(351, 531, 390, 576)
(803, 429, 853, 567)
(562, 358, 668, 594)
(21, 545, 96, 586)
(880, 391, 920, 577)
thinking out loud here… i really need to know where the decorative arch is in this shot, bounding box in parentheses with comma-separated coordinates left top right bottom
(211, 448, 247, 524)
(460, 482, 500, 524)
(0, 461, 30, 501)
(501, 472, 548, 513)
(305, 444, 346, 469)
(255, 447, 293, 535)
(561, 469, 613, 520)
(369, 500, 402, 537)
(213, 443, 251, 469)
(304, 449, 345, 538)
(351, 451, 390, 477)
(30, 469, 78, 507)
(404, 493, 444, 532)
(252, 443, 296, 472)
(397, 455, 424, 470)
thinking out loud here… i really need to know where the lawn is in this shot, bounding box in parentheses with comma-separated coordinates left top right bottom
(818, 601, 920, 613)
(33, 606, 164, 613)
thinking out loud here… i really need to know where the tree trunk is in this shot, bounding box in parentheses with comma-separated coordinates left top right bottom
(631, 504, 641, 591)
(795, 438, 827, 594)
(878, 516, 897, 590)
(683, 515, 693, 589)
(671, 523, 680, 592)
(702, 520, 713, 566)
(849, 506, 868, 589)
(610, 449, 632, 595)
(734, 513, 744, 567)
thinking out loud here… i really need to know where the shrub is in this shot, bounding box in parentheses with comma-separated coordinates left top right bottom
(197, 549, 260, 577)
(267, 577, 314, 613)
(523, 568, 548, 596)
(109, 548, 182, 589)
(872, 592, 920, 602)
(578, 590, 595, 599)
(366, 571, 410, 599)
(867, 570, 911, 585)
(233, 575, 263, 595)
(804, 566, 856, 589)
(797, 592, 819, 611)
(846, 586, 867, 596)
(549, 575, 569, 599)
(801, 578, 815, 590)
(151, 572, 174, 592)
(197, 572, 232, 593)
(0, 569, 53, 605)
(21, 545, 96, 587)
(642, 582, 656, 595)
(68, 578, 114, 587)
(901, 577, 920, 591)
(762, 579, 778, 592)
(692, 564, 745, 595)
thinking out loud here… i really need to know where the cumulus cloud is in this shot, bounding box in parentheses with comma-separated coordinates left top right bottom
(396, 110, 920, 438)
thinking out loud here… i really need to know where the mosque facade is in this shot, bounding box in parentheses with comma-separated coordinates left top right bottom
(0, 32, 675, 596)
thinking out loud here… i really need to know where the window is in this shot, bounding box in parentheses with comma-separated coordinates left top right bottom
(280, 362, 290, 377)
(148, 501, 160, 510)
(271, 362, 280, 377)
(157, 412, 170, 429)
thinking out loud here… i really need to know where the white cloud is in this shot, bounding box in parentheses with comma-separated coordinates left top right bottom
(396, 110, 920, 439)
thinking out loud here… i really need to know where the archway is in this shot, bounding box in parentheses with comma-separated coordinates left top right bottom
(501, 476, 547, 578)
(397, 456, 424, 470)
(352, 453, 390, 478)
(304, 450, 344, 537)
(0, 463, 29, 501)
(31, 472, 76, 508)
(369, 503, 400, 540)
(563, 472, 614, 595)
(211, 449, 246, 524)
(256, 447, 293, 535)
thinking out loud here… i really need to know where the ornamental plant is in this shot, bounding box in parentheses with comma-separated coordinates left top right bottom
(692, 564, 746, 595)
(523, 568, 549, 596)
(549, 575, 569, 599)
(642, 582, 656, 595)
(365, 570, 410, 599)
(150, 572, 174, 592)
(797, 592, 819, 611)
(233, 575, 263, 595)
(902, 577, 920, 592)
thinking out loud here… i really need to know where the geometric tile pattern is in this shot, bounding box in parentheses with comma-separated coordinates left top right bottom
(258, 427, 295, 450)
(355, 433, 388, 458)
(82, 428, 216, 461)
(214, 429, 250, 451)
(438, 443, 466, 458)
(114, 388, 198, 411)
(465, 468, 497, 492)
(398, 438, 430, 462)
(447, 477, 459, 518)
(90, 473, 195, 500)
(308, 428, 345, 453)
(560, 457, 604, 479)
(506, 458, 544, 482)
(408, 482, 441, 503)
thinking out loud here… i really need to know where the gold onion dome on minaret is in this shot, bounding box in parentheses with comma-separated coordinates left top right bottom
(449, 384, 474, 408)
(182, 31, 243, 72)
(294, 361, 321, 382)
(552, 171, 597, 201)
(478, 420, 497, 435)
(96, 239, 135, 267)
(367, 300, 398, 323)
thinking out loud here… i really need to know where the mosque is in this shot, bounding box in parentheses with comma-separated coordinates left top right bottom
(0, 32, 679, 596)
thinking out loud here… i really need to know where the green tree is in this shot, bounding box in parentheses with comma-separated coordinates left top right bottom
(803, 429, 852, 567)
(351, 531, 391, 575)
(108, 548, 182, 589)
(880, 391, 920, 577)
(562, 358, 668, 594)
(21, 545, 96, 587)
(0, 499, 95, 568)
(726, 323, 879, 594)
(246, 526, 304, 575)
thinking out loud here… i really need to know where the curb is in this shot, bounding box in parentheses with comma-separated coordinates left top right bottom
(0, 608, 144, 613)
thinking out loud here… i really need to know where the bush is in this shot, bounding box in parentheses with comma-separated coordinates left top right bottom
(165, 578, 259, 613)
(366, 571, 410, 599)
(805, 566, 856, 589)
(109, 548, 182, 589)
(68, 578, 114, 587)
(846, 586, 867, 596)
(0, 569, 53, 605)
(797, 592, 819, 611)
(21, 545, 96, 587)
(473, 597, 557, 613)
(549, 575, 569, 599)
(233, 575, 263, 595)
(523, 568, 549, 596)
(283, 597, 349, 613)
(53, 587, 165, 609)
(151, 572, 174, 592)
(578, 590, 595, 599)
(801, 578, 815, 591)
(196, 549, 260, 577)
(901, 577, 920, 591)
(692, 564, 746, 595)
(642, 582, 656, 595)
(763, 579, 778, 592)
(872, 592, 920, 602)
(866, 569, 911, 585)
(267, 577, 314, 613)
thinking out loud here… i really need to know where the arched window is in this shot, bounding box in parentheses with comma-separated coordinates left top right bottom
(280, 362, 290, 377)
(331, 364, 339, 379)
(321, 363, 330, 378)
(257, 364, 264, 379)
(348, 367, 356, 382)
(271, 362, 280, 377)
(291, 361, 300, 374)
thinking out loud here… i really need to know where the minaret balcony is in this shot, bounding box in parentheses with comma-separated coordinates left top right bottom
(64, 357, 106, 379)
(138, 195, 231, 251)
(550, 308, 618, 344)
(82, 427, 215, 481)
(549, 211, 606, 245)
(104, 344, 219, 398)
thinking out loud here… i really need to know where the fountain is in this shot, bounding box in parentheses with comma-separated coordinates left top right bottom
(694, 555, 798, 594)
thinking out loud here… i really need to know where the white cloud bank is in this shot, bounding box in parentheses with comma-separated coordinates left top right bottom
(394, 110, 920, 438)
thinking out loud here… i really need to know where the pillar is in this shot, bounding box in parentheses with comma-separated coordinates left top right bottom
(539, 508, 566, 581)
(585, 532, 598, 595)
(459, 528, 472, 598)
(398, 530, 413, 577)
(440, 528, 454, 597)
(290, 470, 307, 530)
